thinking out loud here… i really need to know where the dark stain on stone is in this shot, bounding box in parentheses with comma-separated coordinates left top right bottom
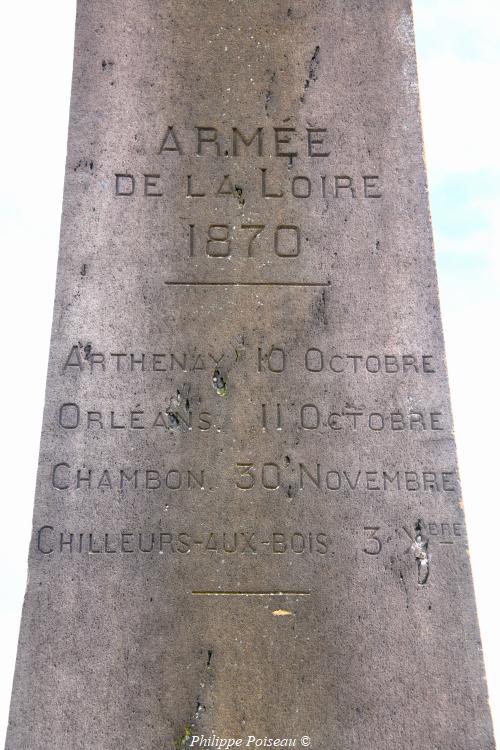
(166, 386, 191, 430)
(168, 412, 180, 428)
(212, 369, 227, 397)
(101, 60, 114, 71)
(82, 343, 92, 361)
(176, 648, 215, 749)
(264, 88, 272, 113)
(403, 521, 431, 585)
(413, 519, 430, 585)
(399, 570, 410, 609)
(264, 70, 276, 116)
(312, 288, 327, 326)
(234, 184, 245, 208)
(300, 45, 320, 102)
(74, 159, 95, 174)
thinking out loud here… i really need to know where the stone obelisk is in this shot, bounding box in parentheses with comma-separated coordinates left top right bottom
(6, 1, 495, 748)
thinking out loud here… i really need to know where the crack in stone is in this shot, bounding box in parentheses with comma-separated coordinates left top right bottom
(300, 45, 320, 102)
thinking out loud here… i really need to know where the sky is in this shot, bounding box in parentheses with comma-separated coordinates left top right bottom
(0, 0, 499, 742)
(412, 0, 500, 737)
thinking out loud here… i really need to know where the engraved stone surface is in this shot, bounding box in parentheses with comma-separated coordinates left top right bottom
(5, 2, 495, 749)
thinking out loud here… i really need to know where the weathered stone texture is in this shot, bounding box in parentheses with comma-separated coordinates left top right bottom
(6, 2, 495, 749)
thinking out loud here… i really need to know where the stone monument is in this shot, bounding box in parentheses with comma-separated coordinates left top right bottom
(5, 1, 496, 748)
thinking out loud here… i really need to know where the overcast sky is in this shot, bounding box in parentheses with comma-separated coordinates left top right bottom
(413, 1, 500, 737)
(0, 0, 498, 742)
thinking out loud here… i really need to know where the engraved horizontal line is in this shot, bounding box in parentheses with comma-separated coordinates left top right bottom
(164, 281, 330, 288)
(191, 590, 311, 597)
